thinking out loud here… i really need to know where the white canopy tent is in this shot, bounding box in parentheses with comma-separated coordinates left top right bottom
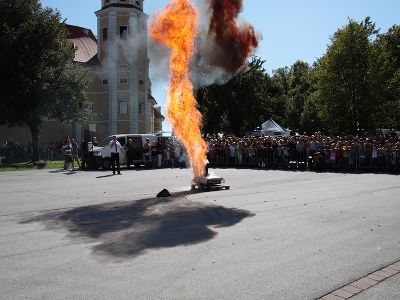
(246, 119, 290, 137)
(260, 118, 290, 136)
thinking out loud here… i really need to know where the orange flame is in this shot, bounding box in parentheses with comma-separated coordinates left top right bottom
(150, 0, 207, 178)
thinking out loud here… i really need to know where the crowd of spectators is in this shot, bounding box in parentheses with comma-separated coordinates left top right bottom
(2, 131, 400, 173)
(140, 137, 189, 169)
(204, 131, 400, 172)
(122, 131, 400, 173)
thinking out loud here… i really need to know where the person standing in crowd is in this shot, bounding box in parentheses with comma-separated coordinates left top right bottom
(156, 137, 164, 168)
(308, 136, 317, 167)
(151, 141, 158, 167)
(166, 141, 174, 168)
(109, 136, 123, 175)
(48, 142, 56, 161)
(229, 142, 236, 167)
(126, 139, 134, 169)
(80, 139, 88, 170)
(143, 138, 151, 168)
(296, 138, 305, 167)
(62, 139, 73, 171)
(236, 141, 243, 166)
(71, 139, 80, 169)
(179, 145, 188, 168)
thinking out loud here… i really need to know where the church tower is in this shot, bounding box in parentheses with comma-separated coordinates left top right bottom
(95, 0, 154, 135)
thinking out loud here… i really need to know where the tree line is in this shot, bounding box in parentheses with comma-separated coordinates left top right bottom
(0, 0, 91, 161)
(196, 17, 400, 137)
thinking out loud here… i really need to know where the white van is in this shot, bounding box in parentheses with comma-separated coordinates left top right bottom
(92, 134, 158, 169)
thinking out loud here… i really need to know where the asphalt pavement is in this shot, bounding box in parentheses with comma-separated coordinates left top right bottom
(0, 168, 399, 299)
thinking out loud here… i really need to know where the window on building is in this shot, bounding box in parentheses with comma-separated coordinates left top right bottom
(119, 101, 128, 115)
(139, 80, 144, 85)
(102, 79, 108, 85)
(102, 28, 108, 41)
(139, 103, 145, 116)
(120, 78, 128, 84)
(120, 26, 128, 39)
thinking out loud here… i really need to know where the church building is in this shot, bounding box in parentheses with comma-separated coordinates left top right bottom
(0, 0, 164, 144)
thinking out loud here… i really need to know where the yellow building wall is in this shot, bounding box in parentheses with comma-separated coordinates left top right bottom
(0, 121, 73, 145)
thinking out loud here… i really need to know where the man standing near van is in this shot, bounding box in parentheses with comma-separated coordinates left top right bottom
(110, 136, 123, 175)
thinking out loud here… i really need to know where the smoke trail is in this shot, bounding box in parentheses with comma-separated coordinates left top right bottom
(206, 0, 259, 73)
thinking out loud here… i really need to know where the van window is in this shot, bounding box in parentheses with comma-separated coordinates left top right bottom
(99, 137, 112, 147)
(133, 137, 143, 149)
(117, 137, 126, 146)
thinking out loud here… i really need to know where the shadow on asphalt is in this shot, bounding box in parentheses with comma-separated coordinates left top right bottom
(21, 192, 254, 260)
(48, 169, 79, 175)
(63, 171, 78, 175)
(95, 174, 116, 178)
(48, 169, 66, 173)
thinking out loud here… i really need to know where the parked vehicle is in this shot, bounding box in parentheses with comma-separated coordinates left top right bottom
(89, 134, 158, 169)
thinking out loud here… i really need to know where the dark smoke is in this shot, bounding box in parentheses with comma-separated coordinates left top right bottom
(206, 0, 259, 73)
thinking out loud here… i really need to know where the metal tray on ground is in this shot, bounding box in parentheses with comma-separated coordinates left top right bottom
(191, 175, 230, 191)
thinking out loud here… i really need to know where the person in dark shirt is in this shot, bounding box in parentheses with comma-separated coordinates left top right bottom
(156, 138, 164, 168)
(143, 138, 151, 168)
(151, 141, 158, 168)
(109, 136, 123, 175)
(80, 139, 88, 170)
(126, 139, 134, 169)
(71, 139, 80, 169)
(62, 141, 73, 171)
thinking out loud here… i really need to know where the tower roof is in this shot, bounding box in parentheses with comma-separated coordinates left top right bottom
(65, 24, 98, 64)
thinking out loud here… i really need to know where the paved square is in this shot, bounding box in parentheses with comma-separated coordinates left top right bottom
(1, 169, 399, 299)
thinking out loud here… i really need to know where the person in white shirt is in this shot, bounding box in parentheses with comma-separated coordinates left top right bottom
(109, 136, 123, 175)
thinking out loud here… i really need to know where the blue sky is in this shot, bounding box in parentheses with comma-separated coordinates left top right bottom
(41, 0, 400, 131)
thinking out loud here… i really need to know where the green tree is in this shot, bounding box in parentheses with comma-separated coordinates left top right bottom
(0, 0, 92, 161)
(315, 18, 376, 134)
(286, 61, 314, 131)
(227, 58, 274, 135)
(370, 25, 400, 129)
(270, 67, 290, 126)
(196, 84, 228, 135)
(197, 57, 275, 136)
(301, 66, 322, 133)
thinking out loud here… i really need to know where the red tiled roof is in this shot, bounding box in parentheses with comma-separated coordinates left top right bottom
(65, 24, 97, 64)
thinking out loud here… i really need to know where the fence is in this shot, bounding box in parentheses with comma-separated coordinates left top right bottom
(207, 147, 400, 173)
(0, 148, 65, 164)
(2, 144, 399, 173)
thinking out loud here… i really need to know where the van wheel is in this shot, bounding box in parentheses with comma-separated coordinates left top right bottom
(102, 158, 112, 170)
